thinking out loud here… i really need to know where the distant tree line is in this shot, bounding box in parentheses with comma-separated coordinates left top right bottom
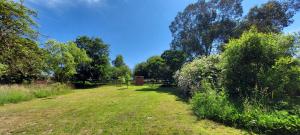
(134, 50, 186, 85)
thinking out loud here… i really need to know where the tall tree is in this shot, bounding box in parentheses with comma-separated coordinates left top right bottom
(146, 56, 167, 81)
(44, 40, 91, 83)
(112, 55, 126, 68)
(75, 36, 110, 83)
(161, 50, 187, 83)
(170, 0, 243, 59)
(243, 0, 300, 33)
(134, 62, 149, 78)
(111, 55, 131, 81)
(161, 50, 187, 73)
(0, 0, 45, 83)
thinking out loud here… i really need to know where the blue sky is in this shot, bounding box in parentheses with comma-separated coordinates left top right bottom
(24, 0, 300, 68)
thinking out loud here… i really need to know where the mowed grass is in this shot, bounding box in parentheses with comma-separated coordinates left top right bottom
(0, 85, 248, 135)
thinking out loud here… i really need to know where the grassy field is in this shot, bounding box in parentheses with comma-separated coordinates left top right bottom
(0, 84, 71, 105)
(0, 85, 247, 135)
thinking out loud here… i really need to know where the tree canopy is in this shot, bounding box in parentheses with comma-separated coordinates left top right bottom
(0, 0, 45, 83)
(170, 0, 300, 59)
(170, 0, 243, 58)
(44, 40, 91, 83)
(112, 55, 126, 68)
(243, 0, 300, 33)
(75, 36, 110, 83)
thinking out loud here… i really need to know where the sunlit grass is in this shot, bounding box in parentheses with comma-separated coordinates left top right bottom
(0, 85, 247, 134)
(0, 83, 71, 105)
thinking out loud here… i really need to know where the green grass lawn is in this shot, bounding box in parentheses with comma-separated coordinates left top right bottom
(0, 85, 247, 135)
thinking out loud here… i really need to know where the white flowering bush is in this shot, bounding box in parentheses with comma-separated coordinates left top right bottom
(174, 55, 221, 96)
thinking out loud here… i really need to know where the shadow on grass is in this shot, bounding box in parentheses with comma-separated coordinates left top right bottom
(72, 82, 106, 89)
(135, 86, 189, 102)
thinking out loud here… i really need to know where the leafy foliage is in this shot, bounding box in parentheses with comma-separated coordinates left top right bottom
(44, 40, 91, 83)
(112, 55, 126, 68)
(174, 55, 221, 96)
(222, 28, 299, 101)
(110, 55, 132, 87)
(173, 27, 300, 134)
(145, 56, 167, 81)
(74, 36, 110, 83)
(134, 62, 149, 78)
(134, 56, 167, 81)
(170, 0, 243, 58)
(134, 52, 186, 84)
(110, 65, 131, 80)
(0, 64, 7, 76)
(191, 82, 300, 135)
(243, 0, 300, 33)
(170, 0, 300, 58)
(161, 50, 187, 84)
(0, 0, 46, 83)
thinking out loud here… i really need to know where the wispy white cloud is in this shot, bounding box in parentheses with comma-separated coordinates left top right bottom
(26, 0, 107, 8)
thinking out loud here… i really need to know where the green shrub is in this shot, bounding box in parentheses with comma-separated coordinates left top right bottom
(174, 55, 221, 96)
(191, 83, 300, 134)
(222, 28, 300, 101)
(191, 81, 239, 123)
(264, 57, 300, 99)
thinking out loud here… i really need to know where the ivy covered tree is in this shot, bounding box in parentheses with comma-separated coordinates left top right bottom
(0, 0, 46, 83)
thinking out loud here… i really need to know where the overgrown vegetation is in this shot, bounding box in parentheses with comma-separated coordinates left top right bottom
(222, 29, 300, 102)
(191, 82, 300, 135)
(0, 83, 71, 105)
(168, 0, 300, 134)
(175, 29, 300, 134)
(174, 55, 221, 96)
(1, 0, 300, 134)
